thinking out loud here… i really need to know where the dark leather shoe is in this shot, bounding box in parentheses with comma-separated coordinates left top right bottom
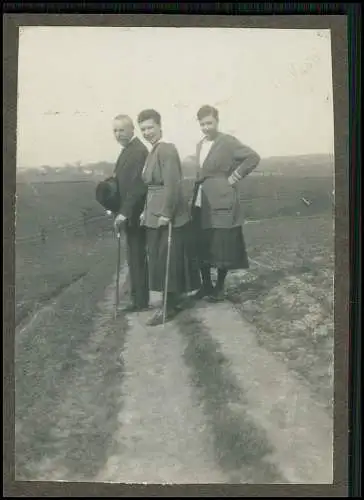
(207, 289, 225, 302)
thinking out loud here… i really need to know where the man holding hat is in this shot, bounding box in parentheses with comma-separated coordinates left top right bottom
(97, 114, 150, 312)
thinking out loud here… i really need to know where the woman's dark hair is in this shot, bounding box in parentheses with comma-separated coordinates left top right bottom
(197, 105, 219, 121)
(137, 109, 162, 126)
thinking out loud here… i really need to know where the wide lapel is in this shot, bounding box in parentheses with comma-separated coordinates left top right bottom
(200, 133, 225, 175)
(114, 138, 137, 175)
(142, 140, 162, 178)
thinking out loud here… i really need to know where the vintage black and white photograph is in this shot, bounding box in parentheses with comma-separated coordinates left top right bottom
(15, 26, 335, 484)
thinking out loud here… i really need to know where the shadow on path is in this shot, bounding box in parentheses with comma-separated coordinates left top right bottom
(176, 309, 287, 484)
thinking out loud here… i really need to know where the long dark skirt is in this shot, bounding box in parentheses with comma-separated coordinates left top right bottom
(191, 207, 250, 270)
(146, 223, 201, 294)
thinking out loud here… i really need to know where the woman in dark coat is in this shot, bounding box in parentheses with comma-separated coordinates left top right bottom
(137, 109, 201, 326)
(191, 105, 261, 301)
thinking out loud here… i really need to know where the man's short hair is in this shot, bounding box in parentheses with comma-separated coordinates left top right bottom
(137, 109, 162, 126)
(197, 105, 219, 121)
(113, 114, 134, 127)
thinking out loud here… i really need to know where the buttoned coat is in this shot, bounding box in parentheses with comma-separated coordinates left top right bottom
(114, 137, 149, 228)
(141, 141, 190, 229)
(192, 133, 261, 229)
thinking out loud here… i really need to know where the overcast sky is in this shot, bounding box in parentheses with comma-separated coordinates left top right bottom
(17, 26, 334, 168)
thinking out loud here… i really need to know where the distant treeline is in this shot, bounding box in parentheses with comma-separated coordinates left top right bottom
(17, 154, 334, 184)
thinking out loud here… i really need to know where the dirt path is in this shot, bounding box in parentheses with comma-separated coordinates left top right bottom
(15, 259, 129, 481)
(15, 258, 333, 484)
(16, 265, 226, 483)
(91, 275, 332, 484)
(96, 293, 228, 484)
(182, 302, 333, 484)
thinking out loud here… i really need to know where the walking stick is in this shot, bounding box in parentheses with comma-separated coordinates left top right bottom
(162, 221, 173, 325)
(114, 228, 122, 319)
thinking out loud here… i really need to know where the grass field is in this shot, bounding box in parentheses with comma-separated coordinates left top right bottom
(15, 170, 333, 319)
(15, 179, 115, 325)
(16, 180, 107, 240)
(228, 215, 334, 414)
(15, 160, 334, 399)
(16, 174, 333, 239)
(15, 159, 334, 482)
(181, 175, 333, 220)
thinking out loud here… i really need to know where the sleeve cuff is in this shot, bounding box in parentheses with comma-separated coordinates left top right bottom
(231, 170, 242, 183)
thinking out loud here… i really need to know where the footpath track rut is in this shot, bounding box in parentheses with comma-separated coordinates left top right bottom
(178, 303, 333, 484)
(96, 300, 228, 484)
(15, 259, 333, 484)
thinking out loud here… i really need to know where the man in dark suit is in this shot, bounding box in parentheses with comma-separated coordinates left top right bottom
(112, 114, 150, 312)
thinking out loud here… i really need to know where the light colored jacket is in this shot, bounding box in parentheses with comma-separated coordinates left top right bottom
(141, 141, 190, 229)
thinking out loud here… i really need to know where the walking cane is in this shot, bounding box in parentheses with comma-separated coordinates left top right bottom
(162, 221, 173, 325)
(114, 228, 122, 320)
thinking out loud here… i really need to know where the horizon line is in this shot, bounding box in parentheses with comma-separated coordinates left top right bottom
(17, 152, 334, 170)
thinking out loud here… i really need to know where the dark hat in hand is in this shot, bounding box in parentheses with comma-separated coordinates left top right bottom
(95, 176, 120, 214)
